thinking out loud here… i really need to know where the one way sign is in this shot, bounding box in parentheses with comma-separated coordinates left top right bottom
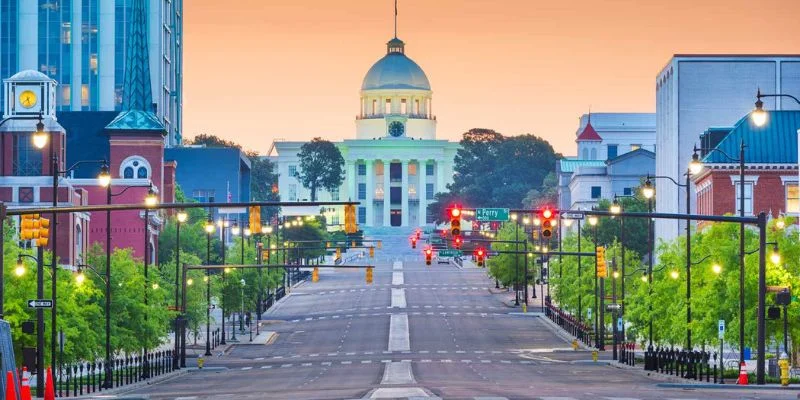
(27, 299, 53, 309)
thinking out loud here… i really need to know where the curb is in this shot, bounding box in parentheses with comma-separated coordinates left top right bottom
(656, 382, 800, 390)
(75, 369, 188, 398)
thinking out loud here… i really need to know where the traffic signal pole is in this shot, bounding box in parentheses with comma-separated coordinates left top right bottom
(36, 245, 45, 398)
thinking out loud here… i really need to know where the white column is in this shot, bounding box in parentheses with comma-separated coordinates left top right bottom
(383, 160, 391, 226)
(346, 160, 356, 201)
(98, 0, 115, 110)
(71, 0, 83, 111)
(401, 160, 409, 227)
(418, 160, 427, 226)
(365, 160, 374, 226)
(436, 159, 446, 194)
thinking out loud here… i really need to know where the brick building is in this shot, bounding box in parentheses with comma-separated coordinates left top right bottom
(693, 110, 799, 226)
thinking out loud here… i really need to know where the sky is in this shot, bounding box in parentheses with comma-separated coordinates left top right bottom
(183, 0, 800, 156)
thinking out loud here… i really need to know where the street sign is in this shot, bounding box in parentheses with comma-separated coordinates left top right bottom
(27, 299, 52, 309)
(438, 249, 463, 257)
(488, 251, 500, 257)
(718, 319, 725, 339)
(587, 308, 592, 319)
(562, 212, 584, 220)
(606, 303, 622, 311)
(475, 208, 510, 222)
(617, 318, 623, 331)
(767, 285, 789, 293)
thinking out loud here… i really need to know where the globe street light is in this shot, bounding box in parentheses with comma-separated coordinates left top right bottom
(588, 215, 598, 226)
(688, 152, 704, 176)
(642, 177, 655, 200)
(97, 164, 111, 188)
(712, 263, 722, 274)
(231, 222, 240, 236)
(144, 185, 158, 208)
(177, 210, 188, 224)
(31, 116, 47, 149)
(670, 270, 679, 279)
(205, 218, 215, 234)
(770, 245, 781, 265)
(609, 198, 622, 215)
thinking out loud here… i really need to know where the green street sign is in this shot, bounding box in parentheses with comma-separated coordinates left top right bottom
(476, 208, 510, 222)
(438, 249, 463, 257)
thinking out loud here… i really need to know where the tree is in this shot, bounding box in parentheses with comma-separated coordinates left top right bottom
(523, 171, 558, 208)
(247, 154, 280, 223)
(296, 138, 345, 201)
(188, 133, 241, 149)
(582, 195, 650, 257)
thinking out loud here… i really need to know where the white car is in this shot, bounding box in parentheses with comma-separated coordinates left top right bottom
(437, 256, 451, 264)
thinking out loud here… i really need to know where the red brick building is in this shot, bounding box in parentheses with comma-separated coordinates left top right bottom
(693, 110, 799, 226)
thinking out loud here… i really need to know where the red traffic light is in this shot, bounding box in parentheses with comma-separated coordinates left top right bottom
(450, 206, 461, 218)
(425, 248, 432, 255)
(542, 208, 553, 219)
(476, 249, 484, 257)
(411, 236, 417, 242)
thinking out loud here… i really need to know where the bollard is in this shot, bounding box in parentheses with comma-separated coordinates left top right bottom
(197, 356, 205, 369)
(572, 339, 578, 351)
(522, 303, 527, 313)
(779, 352, 789, 387)
(592, 350, 598, 362)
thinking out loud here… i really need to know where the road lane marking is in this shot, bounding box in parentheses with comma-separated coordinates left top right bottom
(392, 272, 404, 285)
(388, 313, 411, 352)
(241, 367, 252, 370)
(380, 361, 415, 384)
(393, 261, 403, 270)
(391, 288, 407, 308)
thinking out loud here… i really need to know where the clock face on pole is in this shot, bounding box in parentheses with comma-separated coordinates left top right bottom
(389, 121, 405, 137)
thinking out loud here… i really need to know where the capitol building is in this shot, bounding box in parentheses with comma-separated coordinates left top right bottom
(270, 36, 459, 228)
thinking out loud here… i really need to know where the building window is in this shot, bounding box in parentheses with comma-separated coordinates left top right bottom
(590, 148, 597, 160)
(426, 164, 434, 176)
(119, 156, 151, 179)
(787, 183, 799, 213)
(18, 187, 34, 203)
(288, 165, 297, 177)
(375, 185, 385, 200)
(372, 99, 377, 115)
(623, 187, 632, 196)
(385, 99, 391, 114)
(330, 188, 340, 201)
(358, 183, 366, 200)
(426, 183, 434, 200)
(331, 213, 340, 226)
(408, 163, 417, 176)
(358, 207, 366, 224)
(401, 99, 407, 114)
(13, 134, 43, 176)
(631, 144, 641, 151)
(75, 224, 83, 264)
(415, 99, 420, 114)
(591, 186, 601, 199)
(288, 184, 297, 201)
(192, 189, 215, 203)
(607, 144, 618, 160)
(358, 164, 366, 176)
(736, 182, 754, 215)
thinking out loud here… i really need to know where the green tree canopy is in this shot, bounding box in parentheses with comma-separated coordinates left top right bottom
(296, 138, 345, 201)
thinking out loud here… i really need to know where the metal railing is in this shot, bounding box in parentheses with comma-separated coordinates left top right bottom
(544, 303, 593, 346)
(641, 346, 719, 383)
(56, 350, 175, 397)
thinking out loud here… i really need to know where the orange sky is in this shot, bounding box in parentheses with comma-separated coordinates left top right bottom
(183, 0, 800, 156)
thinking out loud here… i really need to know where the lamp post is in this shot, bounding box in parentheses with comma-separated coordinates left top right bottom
(204, 217, 214, 356)
(141, 185, 158, 378)
(17, 252, 45, 397)
(642, 178, 655, 349)
(240, 279, 246, 334)
(587, 212, 600, 349)
(174, 210, 188, 371)
(217, 217, 230, 344)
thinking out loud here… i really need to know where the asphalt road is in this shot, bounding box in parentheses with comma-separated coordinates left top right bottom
(122, 232, 796, 399)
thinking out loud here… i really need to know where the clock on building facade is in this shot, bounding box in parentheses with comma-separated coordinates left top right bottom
(388, 120, 405, 137)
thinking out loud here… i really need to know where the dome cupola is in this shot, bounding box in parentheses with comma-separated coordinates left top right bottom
(361, 37, 431, 91)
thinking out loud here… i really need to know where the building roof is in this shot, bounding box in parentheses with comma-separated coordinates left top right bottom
(558, 158, 605, 173)
(105, 109, 166, 133)
(575, 121, 602, 141)
(361, 38, 431, 91)
(5, 69, 53, 82)
(606, 148, 655, 165)
(703, 110, 799, 164)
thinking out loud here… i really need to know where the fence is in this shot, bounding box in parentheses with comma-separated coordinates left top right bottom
(56, 350, 174, 397)
(639, 346, 719, 383)
(544, 303, 593, 346)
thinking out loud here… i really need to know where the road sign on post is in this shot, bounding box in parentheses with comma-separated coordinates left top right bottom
(587, 308, 592, 320)
(438, 249, 463, 257)
(562, 212, 584, 220)
(27, 299, 53, 309)
(476, 208, 510, 222)
(718, 320, 725, 339)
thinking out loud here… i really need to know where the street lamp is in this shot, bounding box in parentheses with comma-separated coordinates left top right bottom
(144, 185, 158, 208)
(711, 263, 722, 274)
(231, 222, 240, 236)
(751, 89, 800, 127)
(770, 245, 781, 265)
(97, 164, 111, 188)
(670, 270, 679, 279)
(642, 177, 655, 200)
(688, 152, 704, 175)
(587, 215, 598, 226)
(205, 218, 215, 234)
(609, 198, 621, 215)
(177, 210, 188, 224)
(31, 117, 47, 149)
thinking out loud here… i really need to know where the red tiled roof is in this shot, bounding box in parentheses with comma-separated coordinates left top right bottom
(576, 122, 602, 142)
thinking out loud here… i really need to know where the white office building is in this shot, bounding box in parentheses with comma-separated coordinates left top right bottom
(0, 0, 183, 146)
(270, 36, 459, 228)
(655, 55, 800, 242)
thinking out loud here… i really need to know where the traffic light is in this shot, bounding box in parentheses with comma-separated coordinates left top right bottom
(596, 246, 607, 277)
(344, 205, 357, 234)
(449, 205, 462, 237)
(369, 247, 375, 258)
(540, 207, 556, 239)
(453, 235, 462, 249)
(475, 247, 485, 267)
(366, 267, 373, 284)
(410, 236, 417, 249)
(312, 267, 319, 283)
(248, 206, 261, 233)
(424, 248, 433, 265)
(20, 214, 50, 247)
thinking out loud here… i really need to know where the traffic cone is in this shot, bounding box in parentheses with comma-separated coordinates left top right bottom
(18, 368, 30, 400)
(737, 361, 748, 385)
(43, 368, 54, 400)
(5, 371, 17, 400)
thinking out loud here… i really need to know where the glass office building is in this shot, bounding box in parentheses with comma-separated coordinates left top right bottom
(0, 0, 182, 146)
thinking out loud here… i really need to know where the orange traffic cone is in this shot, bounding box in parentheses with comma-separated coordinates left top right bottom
(18, 368, 30, 400)
(43, 368, 54, 400)
(5, 371, 17, 400)
(737, 361, 748, 385)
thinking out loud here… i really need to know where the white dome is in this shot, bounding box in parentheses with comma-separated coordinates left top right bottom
(361, 38, 431, 91)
